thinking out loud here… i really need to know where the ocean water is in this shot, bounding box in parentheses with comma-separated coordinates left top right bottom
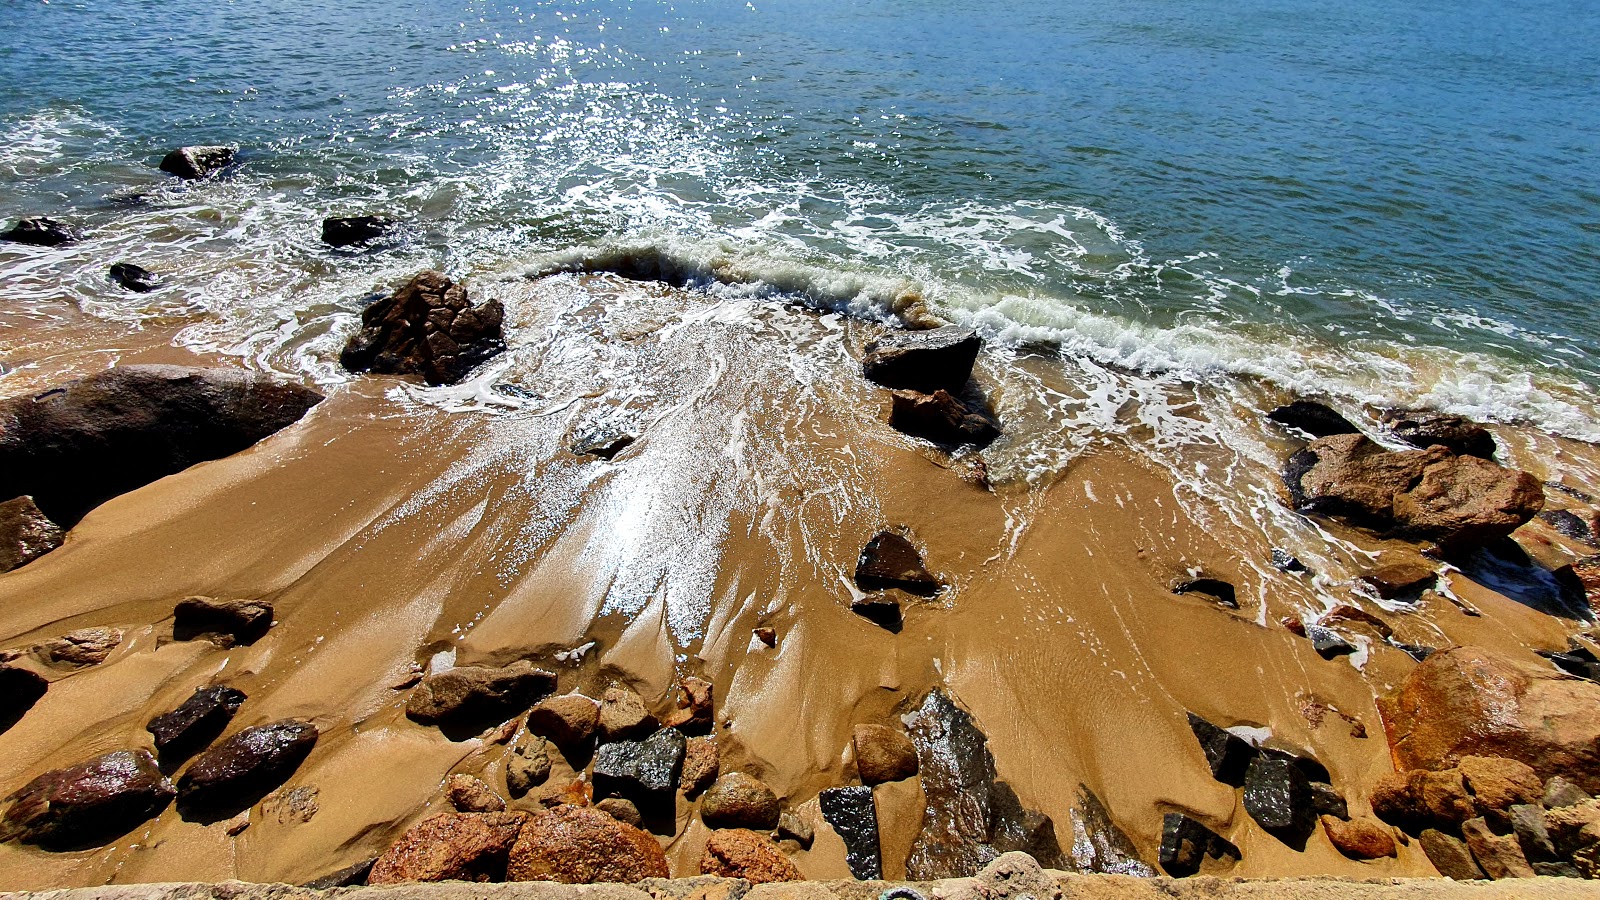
(1, 0, 1598, 437)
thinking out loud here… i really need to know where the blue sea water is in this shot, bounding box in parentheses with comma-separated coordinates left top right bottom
(1, 0, 1597, 435)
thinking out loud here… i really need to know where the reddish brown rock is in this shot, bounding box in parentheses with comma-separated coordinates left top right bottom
(447, 774, 505, 813)
(368, 811, 528, 884)
(0, 495, 63, 572)
(340, 270, 506, 386)
(1321, 815, 1397, 860)
(663, 676, 714, 733)
(700, 828, 802, 883)
(527, 780, 593, 810)
(852, 724, 919, 785)
(1459, 755, 1542, 820)
(1461, 817, 1535, 879)
(506, 805, 668, 883)
(1358, 563, 1436, 600)
(147, 684, 247, 764)
(700, 772, 780, 830)
(527, 694, 600, 749)
(681, 737, 720, 797)
(1418, 769, 1477, 829)
(0, 750, 174, 848)
(1318, 605, 1392, 639)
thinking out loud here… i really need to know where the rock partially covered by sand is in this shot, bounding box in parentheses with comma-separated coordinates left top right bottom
(819, 785, 881, 881)
(368, 811, 528, 884)
(176, 720, 318, 817)
(40, 627, 122, 668)
(0, 750, 174, 848)
(1158, 812, 1240, 877)
(680, 736, 719, 797)
(173, 597, 273, 645)
(855, 531, 941, 596)
(159, 146, 235, 180)
(340, 270, 506, 386)
(1187, 713, 1255, 787)
(0, 496, 63, 572)
(1283, 433, 1542, 550)
(0, 365, 325, 527)
(1321, 815, 1397, 860)
(406, 661, 555, 729)
(322, 215, 394, 248)
(853, 724, 918, 785)
(0, 666, 47, 731)
(505, 805, 669, 883)
(1242, 754, 1318, 848)
(701, 772, 780, 830)
(863, 326, 981, 393)
(1, 217, 79, 247)
(889, 389, 1000, 448)
(700, 828, 802, 883)
(147, 685, 247, 764)
(1389, 412, 1497, 459)
(662, 675, 713, 733)
(506, 732, 553, 798)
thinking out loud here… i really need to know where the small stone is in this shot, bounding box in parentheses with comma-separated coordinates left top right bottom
(598, 685, 655, 742)
(159, 146, 236, 179)
(406, 661, 555, 728)
(851, 596, 903, 632)
(506, 732, 552, 798)
(108, 262, 163, 293)
(1318, 604, 1393, 639)
(322, 215, 395, 247)
(0, 495, 64, 572)
(595, 797, 641, 827)
(368, 811, 528, 884)
(224, 812, 251, 836)
(176, 719, 318, 818)
(700, 829, 801, 883)
(0, 750, 174, 848)
(701, 772, 780, 830)
(1461, 816, 1535, 879)
(572, 430, 635, 460)
(1420, 828, 1486, 880)
(1, 217, 80, 247)
(855, 531, 941, 595)
(776, 810, 814, 849)
(1271, 549, 1309, 573)
(1305, 624, 1357, 659)
(1186, 713, 1257, 787)
(527, 693, 600, 749)
(301, 858, 378, 889)
(681, 736, 720, 797)
(593, 726, 687, 805)
(261, 785, 319, 824)
(447, 774, 505, 813)
(147, 684, 247, 764)
(662, 676, 713, 733)
(1544, 776, 1592, 809)
(753, 627, 777, 647)
(528, 780, 593, 809)
(1172, 577, 1238, 608)
(505, 805, 669, 883)
(852, 724, 918, 785)
(1308, 781, 1348, 821)
(173, 596, 273, 645)
(819, 785, 881, 880)
(1321, 815, 1396, 859)
(1360, 562, 1437, 599)
(40, 627, 123, 667)
(1158, 812, 1240, 877)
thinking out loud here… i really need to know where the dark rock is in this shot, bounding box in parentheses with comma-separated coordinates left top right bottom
(1419, 828, 1485, 880)
(862, 326, 981, 393)
(1509, 804, 1556, 863)
(0, 365, 324, 527)
(1541, 642, 1600, 683)
(1540, 509, 1599, 545)
(0, 750, 175, 848)
(1186, 713, 1257, 787)
(1308, 781, 1348, 820)
(1268, 400, 1359, 437)
(1242, 754, 1317, 849)
(1271, 548, 1309, 573)
(572, 430, 635, 460)
(853, 724, 918, 785)
(1544, 776, 1592, 809)
(1318, 604, 1393, 640)
(1397, 643, 1437, 663)
(1259, 747, 1331, 785)
(173, 596, 273, 645)
(322, 215, 394, 248)
(40, 627, 123, 667)
(1, 217, 79, 247)
(1360, 562, 1437, 599)
(0, 496, 64, 573)
(1066, 784, 1156, 876)
(146, 685, 247, 764)
(176, 719, 318, 818)
(159, 146, 235, 180)
(662, 675, 714, 734)
(301, 857, 377, 889)
(1157, 812, 1239, 877)
(108, 263, 162, 293)
(368, 811, 528, 884)
(1321, 815, 1396, 860)
(754, 627, 777, 647)
(819, 786, 881, 881)
(1305, 624, 1357, 659)
(340, 270, 506, 386)
(680, 736, 719, 797)
(850, 596, 903, 632)
(1461, 816, 1535, 879)
(0, 666, 48, 733)
(700, 772, 780, 831)
(405, 661, 555, 732)
(1172, 577, 1237, 609)
(506, 805, 669, 883)
(593, 726, 686, 810)
(904, 688, 1067, 879)
(526, 693, 600, 750)
(855, 531, 940, 596)
(447, 774, 505, 813)
(889, 389, 1000, 448)
(1390, 413, 1497, 459)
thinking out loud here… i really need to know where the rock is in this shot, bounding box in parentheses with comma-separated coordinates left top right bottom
(681, 736, 720, 797)
(662, 675, 714, 733)
(1305, 624, 1357, 660)
(528, 779, 593, 810)
(819, 785, 881, 881)
(1391, 413, 1497, 459)
(1459, 755, 1541, 821)
(853, 724, 919, 785)
(593, 726, 686, 808)
(572, 430, 635, 460)
(850, 596, 903, 632)
(1, 217, 79, 247)
(1242, 754, 1318, 848)
(1172, 577, 1238, 608)
(322, 215, 394, 247)
(506, 732, 553, 798)
(0, 666, 48, 732)
(776, 809, 814, 849)
(1321, 815, 1397, 859)
(406, 661, 555, 729)
(527, 693, 600, 750)
(368, 811, 528, 884)
(39, 626, 122, 667)
(855, 531, 941, 596)
(176, 719, 318, 817)
(1269, 400, 1360, 437)
(1461, 817, 1535, 879)
(904, 688, 1067, 878)
(1186, 714, 1257, 787)
(1379, 646, 1600, 791)
(1542, 797, 1600, 858)
(700, 828, 801, 883)
(753, 627, 777, 647)
(1417, 769, 1477, 829)
(301, 857, 378, 889)
(1284, 433, 1542, 551)
(1067, 784, 1156, 876)
(1318, 604, 1393, 640)
(108, 262, 162, 293)
(1508, 804, 1556, 864)
(0, 365, 324, 528)
(1308, 781, 1348, 821)
(862, 326, 981, 393)
(1540, 509, 1600, 545)
(1157, 812, 1240, 877)
(0, 750, 175, 848)
(0, 496, 64, 572)
(701, 772, 780, 830)
(1541, 643, 1600, 683)
(340, 270, 506, 386)
(261, 785, 319, 824)
(505, 804, 669, 883)
(173, 596, 273, 645)
(1420, 828, 1485, 880)
(1271, 548, 1310, 573)
(595, 797, 641, 827)
(447, 774, 505, 813)
(598, 685, 655, 742)
(889, 389, 1000, 448)
(159, 146, 235, 179)
(146, 684, 247, 764)
(1545, 776, 1592, 809)
(1360, 562, 1437, 599)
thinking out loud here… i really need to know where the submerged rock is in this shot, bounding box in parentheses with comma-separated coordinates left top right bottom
(147, 685, 247, 765)
(819, 786, 881, 881)
(0, 365, 324, 528)
(322, 215, 395, 248)
(405, 660, 555, 730)
(889, 389, 1000, 448)
(0, 750, 175, 848)
(340, 270, 506, 386)
(506, 805, 669, 883)
(159, 145, 235, 180)
(1158, 812, 1240, 877)
(1, 217, 79, 247)
(593, 726, 686, 808)
(173, 596, 273, 645)
(1268, 400, 1359, 438)
(853, 724, 919, 785)
(1390, 412, 1497, 459)
(862, 325, 982, 393)
(176, 719, 318, 818)
(368, 811, 528, 884)
(855, 531, 941, 596)
(0, 496, 64, 573)
(108, 262, 162, 293)
(850, 596, 904, 632)
(1359, 561, 1437, 599)
(700, 829, 802, 883)
(1172, 577, 1238, 609)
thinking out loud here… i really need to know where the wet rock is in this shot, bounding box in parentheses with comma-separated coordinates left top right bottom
(889, 389, 1000, 448)
(448, 774, 505, 813)
(176, 719, 318, 818)
(340, 270, 506, 386)
(159, 146, 236, 179)
(594, 797, 641, 827)
(1459, 755, 1542, 822)
(862, 326, 982, 393)
(700, 828, 802, 883)
(701, 772, 780, 831)
(1271, 548, 1310, 573)
(506, 732, 553, 798)
(904, 688, 1067, 878)
(368, 811, 528, 884)
(593, 726, 686, 807)
(1321, 815, 1396, 859)
(0, 365, 324, 528)
(506, 804, 669, 883)
(1171, 577, 1237, 609)
(527, 693, 600, 750)
(0, 750, 174, 848)
(572, 430, 635, 460)
(1544, 776, 1592, 809)
(819, 786, 881, 881)
(146, 684, 247, 764)
(405, 661, 555, 730)
(1390, 413, 1497, 459)
(855, 531, 941, 596)
(322, 215, 394, 248)
(301, 858, 378, 889)
(853, 724, 919, 785)
(662, 675, 714, 733)
(850, 596, 903, 632)
(598, 685, 656, 742)
(1541, 642, 1600, 683)
(1305, 624, 1357, 659)
(1067, 784, 1156, 876)
(1186, 714, 1257, 787)
(39, 626, 122, 667)
(108, 262, 162, 293)
(1157, 812, 1240, 877)
(1318, 604, 1393, 640)
(1540, 509, 1600, 545)
(1268, 400, 1360, 437)
(1359, 562, 1437, 599)
(1461, 816, 1535, 879)
(1420, 828, 1485, 880)
(1308, 781, 1348, 821)
(0, 666, 48, 732)
(681, 736, 720, 797)
(1242, 754, 1317, 848)
(1378, 646, 1600, 791)
(0, 495, 64, 572)
(173, 596, 273, 645)
(1, 217, 80, 247)
(776, 810, 814, 849)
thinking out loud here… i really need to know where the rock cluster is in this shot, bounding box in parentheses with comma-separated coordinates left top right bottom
(340, 270, 506, 386)
(861, 326, 999, 448)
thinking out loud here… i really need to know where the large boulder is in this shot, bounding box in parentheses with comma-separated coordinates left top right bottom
(1, 217, 79, 247)
(889, 389, 1000, 448)
(176, 719, 318, 817)
(505, 805, 669, 883)
(862, 326, 981, 393)
(159, 146, 235, 180)
(1379, 646, 1600, 792)
(700, 829, 801, 883)
(700, 772, 780, 830)
(1284, 433, 1541, 550)
(0, 365, 324, 527)
(147, 685, 247, 765)
(406, 661, 555, 730)
(0, 496, 64, 572)
(368, 811, 528, 884)
(340, 270, 506, 386)
(0, 750, 174, 848)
